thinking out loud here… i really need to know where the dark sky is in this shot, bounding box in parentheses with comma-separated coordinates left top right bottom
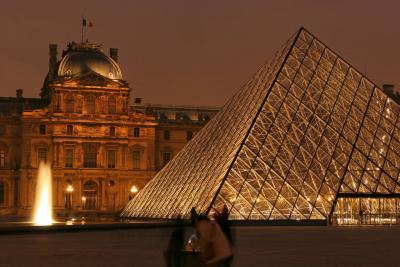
(0, 0, 399, 106)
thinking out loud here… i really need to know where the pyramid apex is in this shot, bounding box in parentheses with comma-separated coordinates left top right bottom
(122, 28, 400, 222)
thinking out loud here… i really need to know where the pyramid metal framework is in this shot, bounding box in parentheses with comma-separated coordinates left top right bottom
(122, 28, 400, 221)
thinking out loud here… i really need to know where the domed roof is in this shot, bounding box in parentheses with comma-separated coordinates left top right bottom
(57, 42, 122, 80)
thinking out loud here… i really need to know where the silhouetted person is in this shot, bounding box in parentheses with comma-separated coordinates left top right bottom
(190, 207, 198, 226)
(165, 217, 184, 267)
(214, 205, 233, 246)
(359, 209, 364, 224)
(196, 215, 233, 267)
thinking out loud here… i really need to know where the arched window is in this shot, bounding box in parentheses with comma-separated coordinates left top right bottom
(0, 181, 5, 204)
(86, 95, 96, 114)
(82, 180, 98, 210)
(108, 96, 116, 114)
(65, 94, 74, 113)
(67, 125, 73, 135)
(110, 127, 115, 136)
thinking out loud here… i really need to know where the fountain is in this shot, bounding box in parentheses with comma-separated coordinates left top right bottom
(33, 162, 54, 226)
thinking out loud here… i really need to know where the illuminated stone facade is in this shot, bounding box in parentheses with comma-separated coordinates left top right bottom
(0, 42, 218, 217)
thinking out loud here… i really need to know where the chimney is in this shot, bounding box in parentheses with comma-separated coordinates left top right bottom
(16, 89, 23, 99)
(48, 44, 58, 80)
(110, 48, 118, 62)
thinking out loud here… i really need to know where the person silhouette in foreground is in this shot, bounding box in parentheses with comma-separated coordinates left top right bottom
(196, 214, 233, 267)
(213, 205, 233, 246)
(190, 207, 198, 226)
(165, 216, 184, 267)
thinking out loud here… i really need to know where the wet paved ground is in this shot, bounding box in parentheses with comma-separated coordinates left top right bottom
(0, 226, 398, 266)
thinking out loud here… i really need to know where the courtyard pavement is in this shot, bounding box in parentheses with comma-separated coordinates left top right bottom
(0, 226, 398, 266)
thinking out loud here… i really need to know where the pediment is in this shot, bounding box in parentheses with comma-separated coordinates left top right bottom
(61, 71, 126, 88)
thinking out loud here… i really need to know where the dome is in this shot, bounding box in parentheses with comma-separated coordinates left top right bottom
(57, 42, 122, 80)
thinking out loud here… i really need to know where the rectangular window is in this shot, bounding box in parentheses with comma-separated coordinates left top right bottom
(133, 127, 140, 138)
(164, 130, 170, 140)
(132, 150, 141, 169)
(65, 149, 73, 168)
(39, 125, 46, 135)
(187, 131, 193, 141)
(83, 143, 97, 168)
(67, 125, 73, 135)
(163, 152, 172, 166)
(38, 148, 47, 164)
(107, 150, 116, 169)
(0, 150, 5, 168)
(110, 127, 116, 136)
(0, 182, 4, 204)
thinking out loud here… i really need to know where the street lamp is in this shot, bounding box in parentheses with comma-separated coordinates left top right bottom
(129, 185, 139, 200)
(130, 185, 138, 194)
(82, 196, 87, 209)
(66, 185, 74, 193)
(65, 185, 74, 209)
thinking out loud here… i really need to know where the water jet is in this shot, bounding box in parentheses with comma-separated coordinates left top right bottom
(32, 162, 54, 226)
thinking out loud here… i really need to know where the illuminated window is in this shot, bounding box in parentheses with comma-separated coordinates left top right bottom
(65, 149, 73, 168)
(67, 125, 73, 135)
(65, 94, 74, 113)
(133, 127, 140, 138)
(83, 143, 97, 168)
(86, 95, 96, 114)
(187, 131, 193, 141)
(39, 125, 46, 135)
(107, 150, 116, 169)
(164, 130, 170, 140)
(162, 151, 172, 166)
(133, 150, 141, 169)
(0, 150, 5, 168)
(108, 96, 116, 114)
(38, 148, 47, 164)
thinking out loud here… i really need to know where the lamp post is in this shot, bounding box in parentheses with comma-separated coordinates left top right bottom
(65, 185, 74, 209)
(66, 185, 74, 193)
(82, 196, 87, 209)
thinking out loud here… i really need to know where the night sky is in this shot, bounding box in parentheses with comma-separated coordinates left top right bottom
(0, 0, 398, 106)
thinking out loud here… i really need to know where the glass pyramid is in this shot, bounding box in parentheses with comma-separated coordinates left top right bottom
(122, 28, 400, 222)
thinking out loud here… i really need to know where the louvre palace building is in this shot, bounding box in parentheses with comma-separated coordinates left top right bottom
(0, 41, 218, 217)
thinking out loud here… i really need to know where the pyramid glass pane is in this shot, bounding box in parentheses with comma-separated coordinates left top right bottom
(122, 28, 400, 223)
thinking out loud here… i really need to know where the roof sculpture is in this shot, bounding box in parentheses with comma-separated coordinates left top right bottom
(121, 28, 400, 221)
